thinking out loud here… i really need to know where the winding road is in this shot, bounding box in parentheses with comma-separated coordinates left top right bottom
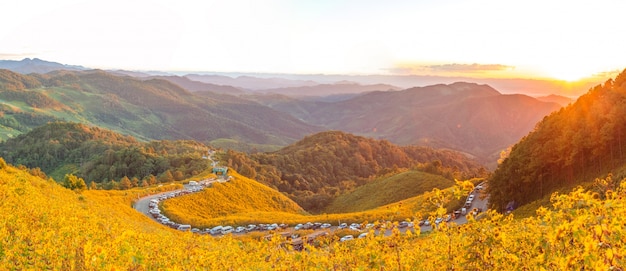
(133, 175, 489, 237)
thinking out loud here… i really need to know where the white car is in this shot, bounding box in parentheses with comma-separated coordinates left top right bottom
(320, 223, 332, 229)
(340, 235, 354, 242)
(221, 226, 234, 234)
(177, 224, 191, 231)
(468, 195, 475, 201)
(358, 233, 368, 239)
(209, 226, 223, 235)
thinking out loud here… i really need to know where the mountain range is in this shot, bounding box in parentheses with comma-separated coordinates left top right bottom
(0, 58, 575, 166)
(0, 58, 86, 74)
(250, 82, 563, 165)
(0, 69, 319, 149)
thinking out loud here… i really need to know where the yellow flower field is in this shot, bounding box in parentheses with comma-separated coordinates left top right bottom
(1, 159, 624, 270)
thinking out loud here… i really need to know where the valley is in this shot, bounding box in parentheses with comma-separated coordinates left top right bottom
(0, 59, 625, 269)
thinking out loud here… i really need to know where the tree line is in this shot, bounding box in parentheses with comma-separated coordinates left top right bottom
(0, 122, 210, 189)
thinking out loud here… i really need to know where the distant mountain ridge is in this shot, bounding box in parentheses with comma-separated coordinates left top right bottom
(0, 58, 86, 74)
(254, 82, 562, 165)
(536, 94, 574, 106)
(258, 82, 401, 97)
(147, 75, 245, 95)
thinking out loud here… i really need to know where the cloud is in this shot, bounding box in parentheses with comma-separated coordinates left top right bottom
(389, 63, 515, 75)
(426, 63, 514, 72)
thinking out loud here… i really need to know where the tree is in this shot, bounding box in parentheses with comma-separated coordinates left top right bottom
(120, 176, 132, 190)
(173, 170, 184, 181)
(63, 174, 86, 191)
(146, 174, 157, 186)
(131, 177, 139, 188)
(159, 170, 175, 183)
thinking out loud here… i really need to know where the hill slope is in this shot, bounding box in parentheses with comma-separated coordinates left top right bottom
(488, 69, 626, 211)
(0, 122, 210, 185)
(0, 69, 320, 147)
(223, 130, 487, 212)
(324, 170, 455, 213)
(265, 82, 562, 164)
(2, 157, 625, 269)
(162, 171, 306, 227)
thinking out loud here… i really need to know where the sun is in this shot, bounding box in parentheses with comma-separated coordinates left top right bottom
(543, 66, 594, 82)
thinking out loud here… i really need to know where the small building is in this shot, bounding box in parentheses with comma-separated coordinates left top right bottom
(212, 167, 228, 176)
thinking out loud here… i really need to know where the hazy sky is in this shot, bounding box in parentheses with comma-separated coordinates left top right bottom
(2, 0, 625, 81)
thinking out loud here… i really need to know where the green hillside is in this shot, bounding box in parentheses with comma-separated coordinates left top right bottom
(0, 122, 209, 186)
(222, 130, 487, 212)
(324, 170, 455, 213)
(0, 69, 319, 148)
(489, 68, 626, 211)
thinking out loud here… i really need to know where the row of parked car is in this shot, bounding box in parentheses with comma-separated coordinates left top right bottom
(149, 180, 486, 240)
(149, 185, 208, 230)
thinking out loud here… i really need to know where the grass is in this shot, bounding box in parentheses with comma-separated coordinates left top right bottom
(160, 170, 468, 228)
(324, 170, 455, 213)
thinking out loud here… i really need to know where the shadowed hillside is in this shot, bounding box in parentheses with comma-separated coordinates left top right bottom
(262, 82, 562, 165)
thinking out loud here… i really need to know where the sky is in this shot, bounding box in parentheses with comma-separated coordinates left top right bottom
(1, 0, 626, 81)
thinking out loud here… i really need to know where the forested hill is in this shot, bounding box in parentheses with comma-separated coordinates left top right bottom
(0, 69, 319, 149)
(223, 131, 487, 212)
(489, 69, 626, 211)
(0, 122, 210, 188)
(254, 82, 562, 165)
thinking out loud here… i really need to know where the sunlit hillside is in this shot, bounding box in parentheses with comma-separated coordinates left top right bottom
(161, 171, 308, 227)
(489, 69, 626, 212)
(162, 169, 472, 227)
(324, 170, 456, 213)
(2, 158, 625, 269)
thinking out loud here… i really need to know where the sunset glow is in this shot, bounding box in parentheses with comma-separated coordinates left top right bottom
(1, 0, 625, 81)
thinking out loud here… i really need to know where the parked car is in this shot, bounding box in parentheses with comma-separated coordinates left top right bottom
(320, 223, 332, 229)
(338, 223, 348, 229)
(177, 224, 191, 231)
(358, 232, 368, 239)
(209, 226, 223, 235)
(340, 235, 354, 242)
(221, 226, 234, 234)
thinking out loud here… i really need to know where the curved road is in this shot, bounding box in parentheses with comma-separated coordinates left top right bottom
(134, 178, 488, 237)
